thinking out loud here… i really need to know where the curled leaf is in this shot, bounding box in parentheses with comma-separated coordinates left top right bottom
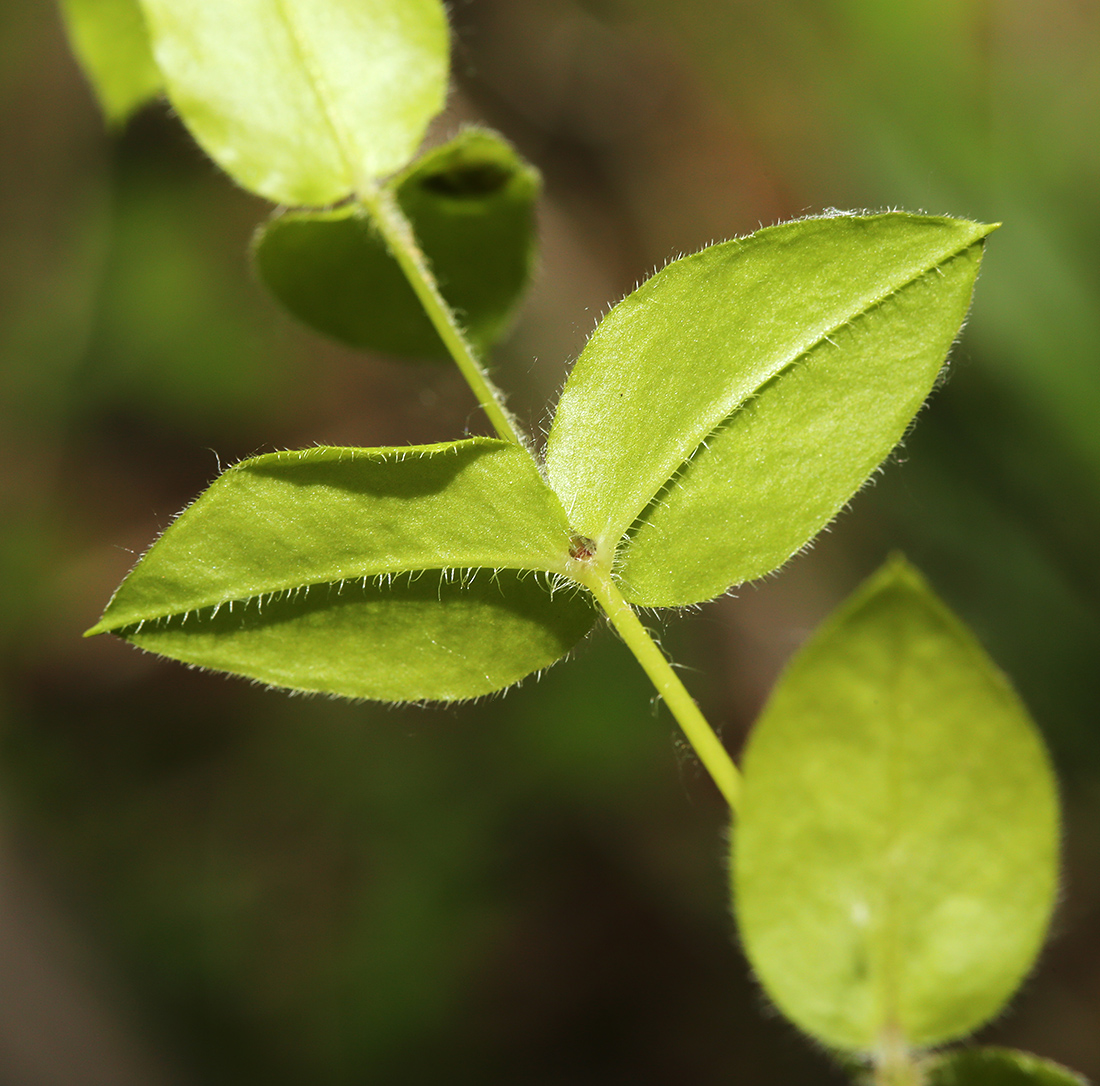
(254, 130, 539, 359)
(88, 439, 596, 700)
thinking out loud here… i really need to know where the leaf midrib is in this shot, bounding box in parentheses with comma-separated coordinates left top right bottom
(609, 238, 985, 554)
(872, 605, 908, 1046)
(270, 0, 358, 194)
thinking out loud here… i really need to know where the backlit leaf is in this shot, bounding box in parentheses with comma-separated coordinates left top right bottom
(253, 129, 539, 358)
(87, 439, 596, 700)
(108, 571, 595, 702)
(59, 0, 162, 125)
(137, 0, 448, 205)
(544, 214, 995, 604)
(733, 557, 1059, 1052)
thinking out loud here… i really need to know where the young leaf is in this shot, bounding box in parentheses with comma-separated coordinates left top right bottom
(87, 439, 596, 701)
(924, 1048, 1087, 1086)
(732, 557, 1059, 1053)
(544, 213, 996, 604)
(59, 0, 162, 125)
(253, 129, 540, 359)
(137, 0, 449, 205)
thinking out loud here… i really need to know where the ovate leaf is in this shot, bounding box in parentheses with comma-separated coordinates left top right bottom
(733, 557, 1059, 1052)
(544, 213, 995, 604)
(59, 0, 162, 125)
(253, 129, 540, 359)
(137, 0, 449, 205)
(87, 439, 595, 700)
(925, 1049, 1087, 1086)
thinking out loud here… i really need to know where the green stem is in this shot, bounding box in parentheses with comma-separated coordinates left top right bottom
(363, 182, 739, 811)
(576, 567, 742, 813)
(357, 184, 524, 447)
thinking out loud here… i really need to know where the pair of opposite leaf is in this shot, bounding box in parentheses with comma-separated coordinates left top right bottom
(88, 212, 997, 701)
(67, 0, 994, 703)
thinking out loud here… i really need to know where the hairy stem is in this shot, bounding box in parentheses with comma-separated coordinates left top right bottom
(365, 181, 739, 809)
(576, 568, 742, 812)
(357, 184, 524, 447)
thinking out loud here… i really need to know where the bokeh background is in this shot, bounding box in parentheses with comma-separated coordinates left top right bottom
(2, 0, 1099, 1082)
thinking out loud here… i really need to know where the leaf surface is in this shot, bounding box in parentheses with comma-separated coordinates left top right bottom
(60, 0, 162, 124)
(89, 439, 575, 632)
(544, 214, 995, 602)
(137, 0, 448, 204)
(733, 558, 1059, 1052)
(253, 129, 539, 358)
(112, 571, 595, 702)
(87, 439, 595, 700)
(925, 1049, 1087, 1086)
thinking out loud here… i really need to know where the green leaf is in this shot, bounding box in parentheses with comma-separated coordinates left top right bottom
(89, 438, 573, 627)
(137, 0, 449, 205)
(59, 0, 162, 125)
(87, 439, 596, 701)
(732, 557, 1059, 1053)
(544, 213, 996, 605)
(924, 1049, 1088, 1086)
(107, 571, 594, 702)
(253, 129, 540, 359)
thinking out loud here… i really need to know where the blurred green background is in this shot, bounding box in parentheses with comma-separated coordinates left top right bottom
(1, 0, 1099, 1082)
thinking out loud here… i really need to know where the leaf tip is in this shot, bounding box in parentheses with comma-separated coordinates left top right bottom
(855, 551, 929, 602)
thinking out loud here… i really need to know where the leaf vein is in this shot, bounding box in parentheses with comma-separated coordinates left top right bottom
(269, 0, 357, 191)
(618, 247, 980, 559)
